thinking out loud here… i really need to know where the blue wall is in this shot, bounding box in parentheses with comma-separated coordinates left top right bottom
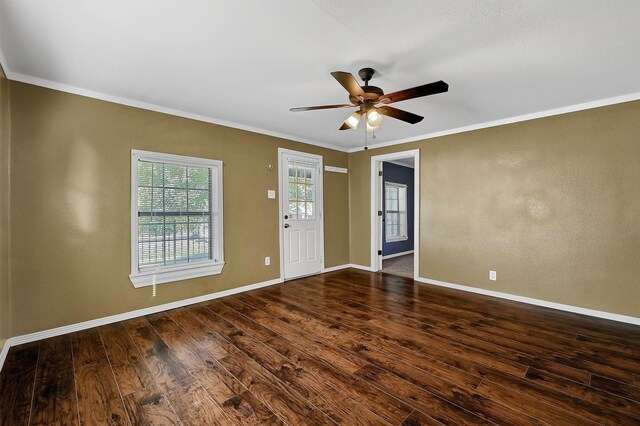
(382, 162, 414, 256)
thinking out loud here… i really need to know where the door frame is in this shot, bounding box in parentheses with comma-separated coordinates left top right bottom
(370, 149, 420, 278)
(278, 148, 325, 280)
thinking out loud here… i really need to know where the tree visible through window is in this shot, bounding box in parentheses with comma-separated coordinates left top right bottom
(385, 182, 408, 242)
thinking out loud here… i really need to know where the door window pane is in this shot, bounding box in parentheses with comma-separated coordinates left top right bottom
(287, 160, 316, 220)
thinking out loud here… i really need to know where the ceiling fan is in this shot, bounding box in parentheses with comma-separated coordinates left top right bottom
(290, 67, 448, 132)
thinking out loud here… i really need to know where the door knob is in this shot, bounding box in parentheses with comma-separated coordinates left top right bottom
(284, 223, 290, 228)
(284, 215, 289, 219)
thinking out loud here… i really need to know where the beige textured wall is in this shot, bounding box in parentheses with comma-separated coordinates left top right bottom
(349, 100, 640, 317)
(0, 66, 10, 349)
(9, 82, 349, 335)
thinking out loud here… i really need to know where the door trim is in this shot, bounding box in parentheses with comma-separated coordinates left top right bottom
(278, 148, 325, 280)
(370, 149, 420, 277)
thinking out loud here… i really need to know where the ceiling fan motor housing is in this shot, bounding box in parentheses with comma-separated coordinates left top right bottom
(349, 85, 384, 104)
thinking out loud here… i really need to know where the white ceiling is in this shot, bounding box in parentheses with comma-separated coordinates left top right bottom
(1, 0, 639, 152)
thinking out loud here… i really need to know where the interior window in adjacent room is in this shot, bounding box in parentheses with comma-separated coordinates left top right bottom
(385, 182, 408, 242)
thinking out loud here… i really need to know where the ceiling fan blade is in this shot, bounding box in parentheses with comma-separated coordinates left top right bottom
(378, 106, 424, 124)
(331, 71, 365, 99)
(339, 111, 363, 130)
(378, 80, 448, 104)
(290, 104, 354, 112)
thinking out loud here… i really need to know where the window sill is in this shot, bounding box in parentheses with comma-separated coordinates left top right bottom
(129, 262, 225, 288)
(385, 237, 408, 243)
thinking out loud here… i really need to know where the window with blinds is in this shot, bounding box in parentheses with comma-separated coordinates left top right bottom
(385, 182, 408, 242)
(130, 150, 224, 287)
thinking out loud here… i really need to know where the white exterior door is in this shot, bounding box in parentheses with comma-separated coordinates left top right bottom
(279, 149, 324, 280)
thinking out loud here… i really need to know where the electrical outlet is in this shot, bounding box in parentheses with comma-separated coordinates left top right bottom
(489, 270, 497, 281)
(265, 256, 271, 266)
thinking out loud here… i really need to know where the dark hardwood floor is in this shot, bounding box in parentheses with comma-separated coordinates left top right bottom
(1, 269, 640, 425)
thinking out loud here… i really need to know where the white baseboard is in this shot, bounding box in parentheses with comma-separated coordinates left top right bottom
(323, 264, 375, 273)
(322, 264, 350, 273)
(416, 277, 640, 326)
(0, 340, 9, 371)
(382, 250, 414, 260)
(347, 263, 375, 272)
(0, 276, 284, 372)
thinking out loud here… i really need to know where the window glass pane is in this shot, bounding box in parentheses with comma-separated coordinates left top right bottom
(188, 189, 210, 212)
(288, 162, 295, 181)
(165, 189, 187, 212)
(164, 164, 187, 188)
(152, 162, 164, 186)
(288, 182, 296, 199)
(188, 166, 210, 189)
(152, 188, 164, 212)
(138, 161, 153, 186)
(138, 187, 152, 212)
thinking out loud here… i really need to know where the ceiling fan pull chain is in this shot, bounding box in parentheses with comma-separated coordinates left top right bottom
(364, 113, 369, 150)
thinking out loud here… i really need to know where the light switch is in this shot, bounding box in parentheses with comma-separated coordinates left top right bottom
(267, 190, 276, 199)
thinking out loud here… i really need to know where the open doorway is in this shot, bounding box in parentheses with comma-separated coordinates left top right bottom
(370, 149, 420, 279)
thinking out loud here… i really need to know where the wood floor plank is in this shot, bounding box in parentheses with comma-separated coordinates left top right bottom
(122, 317, 195, 394)
(99, 322, 159, 398)
(165, 382, 232, 426)
(164, 307, 236, 359)
(72, 329, 108, 367)
(590, 374, 640, 402)
(145, 311, 219, 374)
(220, 390, 284, 426)
(29, 336, 79, 426)
(217, 351, 334, 425)
(190, 361, 246, 406)
(401, 409, 445, 426)
(2, 269, 640, 424)
(122, 390, 180, 425)
(0, 342, 39, 426)
(74, 359, 129, 425)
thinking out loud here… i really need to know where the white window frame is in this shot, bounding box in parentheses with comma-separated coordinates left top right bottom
(385, 181, 408, 243)
(129, 149, 224, 288)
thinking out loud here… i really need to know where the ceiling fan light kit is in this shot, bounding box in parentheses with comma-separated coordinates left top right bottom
(290, 67, 449, 144)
